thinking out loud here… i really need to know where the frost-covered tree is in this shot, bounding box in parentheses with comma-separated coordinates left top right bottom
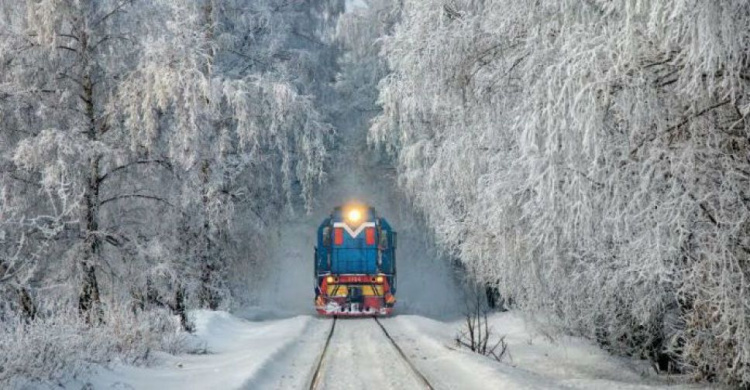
(1, 0, 342, 313)
(118, 0, 340, 309)
(0, 0, 343, 384)
(0, 0, 183, 323)
(373, 0, 750, 385)
(335, 0, 400, 127)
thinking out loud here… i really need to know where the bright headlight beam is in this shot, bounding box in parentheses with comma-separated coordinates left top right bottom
(348, 209, 362, 223)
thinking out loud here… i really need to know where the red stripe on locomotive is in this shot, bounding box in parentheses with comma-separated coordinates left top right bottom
(333, 227, 344, 245)
(365, 227, 375, 245)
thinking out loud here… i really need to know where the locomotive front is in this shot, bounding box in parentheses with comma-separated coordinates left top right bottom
(314, 203, 397, 316)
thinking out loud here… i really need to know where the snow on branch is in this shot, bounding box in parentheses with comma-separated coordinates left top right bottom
(373, 0, 750, 385)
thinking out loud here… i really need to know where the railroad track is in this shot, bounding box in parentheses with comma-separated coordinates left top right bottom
(309, 316, 337, 390)
(308, 316, 434, 390)
(373, 317, 435, 390)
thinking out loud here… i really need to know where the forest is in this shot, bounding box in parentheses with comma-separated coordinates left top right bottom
(2, 0, 749, 388)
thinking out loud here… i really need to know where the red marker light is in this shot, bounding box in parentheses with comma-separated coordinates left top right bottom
(365, 227, 375, 245)
(334, 228, 344, 245)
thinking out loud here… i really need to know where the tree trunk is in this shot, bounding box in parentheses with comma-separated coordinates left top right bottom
(78, 55, 104, 323)
(16, 287, 36, 322)
(198, 159, 220, 309)
(175, 283, 192, 332)
(485, 283, 503, 310)
(79, 156, 103, 323)
(197, 0, 221, 311)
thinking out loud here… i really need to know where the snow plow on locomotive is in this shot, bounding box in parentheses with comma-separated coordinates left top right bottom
(314, 204, 397, 316)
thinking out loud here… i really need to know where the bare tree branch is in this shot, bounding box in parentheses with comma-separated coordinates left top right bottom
(100, 194, 176, 208)
(98, 159, 173, 184)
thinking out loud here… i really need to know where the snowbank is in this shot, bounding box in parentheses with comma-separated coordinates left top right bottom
(70, 310, 321, 389)
(64, 310, 714, 389)
(384, 313, 711, 389)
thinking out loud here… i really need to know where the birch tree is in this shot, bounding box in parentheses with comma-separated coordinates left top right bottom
(1, 0, 178, 322)
(374, 0, 750, 385)
(118, 0, 338, 308)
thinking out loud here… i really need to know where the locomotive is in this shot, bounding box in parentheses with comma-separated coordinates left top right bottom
(314, 203, 397, 316)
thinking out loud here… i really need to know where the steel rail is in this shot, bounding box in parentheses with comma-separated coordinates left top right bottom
(373, 317, 435, 390)
(308, 316, 337, 390)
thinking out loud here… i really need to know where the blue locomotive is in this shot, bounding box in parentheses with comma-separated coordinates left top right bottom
(314, 203, 397, 316)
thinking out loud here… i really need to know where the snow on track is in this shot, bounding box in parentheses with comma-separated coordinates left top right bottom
(309, 317, 337, 390)
(373, 317, 434, 389)
(78, 310, 710, 390)
(314, 318, 428, 390)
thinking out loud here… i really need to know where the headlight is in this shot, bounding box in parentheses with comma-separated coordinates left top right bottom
(375, 275, 384, 284)
(326, 276, 334, 284)
(347, 209, 362, 223)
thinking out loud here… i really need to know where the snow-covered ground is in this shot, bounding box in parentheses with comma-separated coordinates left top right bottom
(75, 311, 321, 389)
(72, 309, 707, 389)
